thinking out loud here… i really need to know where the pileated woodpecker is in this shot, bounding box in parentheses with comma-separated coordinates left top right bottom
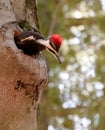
(14, 30, 62, 63)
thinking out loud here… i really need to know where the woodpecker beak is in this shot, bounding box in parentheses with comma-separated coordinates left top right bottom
(46, 45, 61, 64)
(36, 39, 61, 63)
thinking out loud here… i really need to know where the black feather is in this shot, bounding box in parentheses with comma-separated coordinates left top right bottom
(14, 31, 46, 55)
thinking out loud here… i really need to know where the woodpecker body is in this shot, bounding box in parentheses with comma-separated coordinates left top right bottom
(14, 31, 46, 55)
(14, 30, 62, 63)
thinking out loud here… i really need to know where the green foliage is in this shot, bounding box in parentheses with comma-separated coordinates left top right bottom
(18, 20, 33, 30)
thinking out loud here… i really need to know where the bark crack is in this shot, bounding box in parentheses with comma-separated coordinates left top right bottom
(15, 79, 45, 102)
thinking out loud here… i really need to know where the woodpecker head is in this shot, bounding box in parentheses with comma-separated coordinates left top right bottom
(46, 34, 62, 63)
(50, 34, 62, 52)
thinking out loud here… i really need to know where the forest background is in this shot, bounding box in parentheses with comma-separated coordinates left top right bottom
(37, 0, 105, 130)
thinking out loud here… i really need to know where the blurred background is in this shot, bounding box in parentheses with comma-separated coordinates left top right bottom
(38, 0, 105, 130)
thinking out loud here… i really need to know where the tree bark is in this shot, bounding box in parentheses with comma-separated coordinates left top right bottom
(0, 0, 47, 130)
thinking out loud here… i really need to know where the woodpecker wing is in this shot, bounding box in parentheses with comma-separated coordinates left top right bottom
(14, 31, 44, 42)
(14, 31, 45, 55)
(21, 35, 35, 42)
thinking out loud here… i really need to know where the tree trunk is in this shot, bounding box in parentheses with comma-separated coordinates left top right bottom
(0, 0, 47, 130)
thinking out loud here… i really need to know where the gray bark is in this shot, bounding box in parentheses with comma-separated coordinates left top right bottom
(0, 0, 47, 130)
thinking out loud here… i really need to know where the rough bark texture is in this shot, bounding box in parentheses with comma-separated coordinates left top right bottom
(0, 0, 47, 130)
(10, 0, 39, 29)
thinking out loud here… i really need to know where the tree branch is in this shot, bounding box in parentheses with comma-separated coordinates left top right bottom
(48, 0, 66, 35)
